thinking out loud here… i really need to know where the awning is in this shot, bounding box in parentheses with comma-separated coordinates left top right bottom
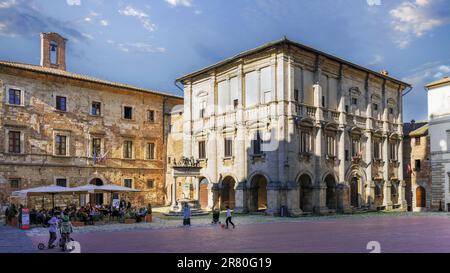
(11, 185, 76, 198)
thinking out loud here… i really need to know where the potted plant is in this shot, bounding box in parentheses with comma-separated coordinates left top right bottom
(124, 211, 136, 224)
(71, 215, 85, 227)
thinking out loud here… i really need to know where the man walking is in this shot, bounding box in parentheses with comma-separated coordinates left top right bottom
(225, 206, 235, 229)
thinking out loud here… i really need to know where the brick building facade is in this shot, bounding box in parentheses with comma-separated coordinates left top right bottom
(0, 32, 182, 208)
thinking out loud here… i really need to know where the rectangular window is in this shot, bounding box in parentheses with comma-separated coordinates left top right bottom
(326, 135, 335, 157)
(55, 135, 67, 156)
(415, 137, 421, 146)
(56, 178, 67, 187)
(147, 143, 155, 160)
(389, 108, 394, 115)
(373, 141, 381, 159)
(260, 67, 272, 104)
(9, 179, 20, 190)
(245, 71, 258, 107)
(8, 131, 21, 153)
(373, 103, 378, 111)
(389, 142, 397, 160)
(415, 159, 421, 172)
(345, 105, 349, 113)
(352, 98, 358, 105)
(56, 96, 67, 111)
(123, 140, 133, 159)
(123, 106, 133, 120)
(300, 131, 310, 153)
(345, 150, 349, 161)
(253, 131, 262, 155)
(124, 179, 133, 188)
(233, 99, 239, 110)
(322, 96, 326, 107)
(351, 139, 361, 157)
(147, 179, 154, 189)
(8, 89, 22, 105)
(294, 89, 299, 102)
(198, 141, 206, 159)
(224, 138, 233, 157)
(91, 102, 101, 116)
(199, 101, 206, 118)
(148, 110, 155, 122)
(92, 138, 101, 157)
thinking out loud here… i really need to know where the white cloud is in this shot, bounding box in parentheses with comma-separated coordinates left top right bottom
(165, 0, 193, 7)
(119, 6, 156, 32)
(390, 0, 446, 48)
(415, 0, 430, 7)
(113, 41, 165, 54)
(66, 0, 81, 6)
(367, 54, 384, 66)
(0, 0, 16, 9)
(100, 20, 108, 26)
(403, 61, 450, 87)
(81, 33, 93, 40)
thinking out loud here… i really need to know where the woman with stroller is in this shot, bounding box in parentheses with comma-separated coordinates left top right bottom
(47, 213, 59, 249)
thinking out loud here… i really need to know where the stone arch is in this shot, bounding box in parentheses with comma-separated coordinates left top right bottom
(324, 174, 337, 210)
(297, 173, 313, 212)
(345, 167, 367, 208)
(219, 176, 237, 210)
(248, 172, 269, 213)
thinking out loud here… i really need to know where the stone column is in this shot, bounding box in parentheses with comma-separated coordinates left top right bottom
(234, 181, 248, 213)
(382, 134, 392, 209)
(365, 130, 375, 209)
(313, 183, 328, 214)
(171, 177, 178, 211)
(286, 181, 302, 216)
(336, 183, 352, 213)
(266, 181, 281, 216)
(211, 183, 220, 210)
(398, 139, 407, 210)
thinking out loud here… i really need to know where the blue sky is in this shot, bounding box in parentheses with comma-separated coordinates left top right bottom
(0, 0, 449, 122)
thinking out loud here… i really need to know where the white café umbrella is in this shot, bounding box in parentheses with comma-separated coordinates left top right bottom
(11, 185, 76, 208)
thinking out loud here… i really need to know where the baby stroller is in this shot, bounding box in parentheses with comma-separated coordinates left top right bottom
(211, 209, 221, 224)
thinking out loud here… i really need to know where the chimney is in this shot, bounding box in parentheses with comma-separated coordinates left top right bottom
(40, 32, 67, 70)
(380, 70, 389, 76)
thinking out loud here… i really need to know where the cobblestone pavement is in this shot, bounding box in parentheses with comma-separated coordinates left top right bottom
(0, 222, 35, 253)
(25, 213, 450, 253)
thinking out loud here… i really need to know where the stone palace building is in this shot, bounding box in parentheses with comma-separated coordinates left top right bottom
(0, 32, 182, 207)
(174, 38, 411, 215)
(426, 77, 450, 211)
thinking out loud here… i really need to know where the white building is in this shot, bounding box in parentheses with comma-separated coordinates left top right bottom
(426, 77, 450, 211)
(174, 38, 410, 215)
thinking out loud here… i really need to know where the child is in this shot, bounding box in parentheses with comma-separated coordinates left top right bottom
(60, 215, 73, 248)
(225, 206, 235, 229)
(47, 214, 59, 248)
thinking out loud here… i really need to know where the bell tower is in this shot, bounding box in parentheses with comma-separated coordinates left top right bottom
(40, 32, 67, 70)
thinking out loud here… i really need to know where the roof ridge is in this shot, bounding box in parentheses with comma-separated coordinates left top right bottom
(0, 60, 183, 99)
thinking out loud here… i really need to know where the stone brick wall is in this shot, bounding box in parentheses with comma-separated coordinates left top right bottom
(0, 66, 182, 208)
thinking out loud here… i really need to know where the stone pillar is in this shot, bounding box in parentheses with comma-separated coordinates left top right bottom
(313, 183, 328, 214)
(368, 181, 376, 211)
(171, 177, 178, 211)
(234, 181, 248, 213)
(382, 135, 392, 210)
(398, 139, 407, 210)
(266, 182, 281, 216)
(211, 183, 220, 210)
(338, 130, 345, 182)
(365, 130, 375, 209)
(336, 183, 352, 213)
(286, 181, 302, 216)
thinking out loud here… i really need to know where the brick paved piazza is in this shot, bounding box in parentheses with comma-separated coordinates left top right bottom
(23, 213, 450, 253)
